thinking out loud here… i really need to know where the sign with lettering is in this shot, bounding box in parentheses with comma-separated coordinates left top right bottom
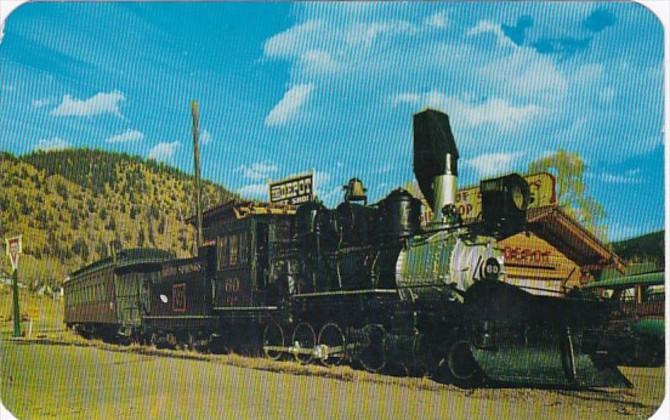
(503, 246, 553, 269)
(5, 235, 22, 271)
(162, 262, 202, 278)
(269, 172, 313, 205)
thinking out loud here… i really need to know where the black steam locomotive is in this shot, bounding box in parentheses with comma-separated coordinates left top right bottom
(64, 109, 629, 388)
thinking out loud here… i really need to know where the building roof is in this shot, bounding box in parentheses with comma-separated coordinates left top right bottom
(583, 271, 664, 289)
(192, 200, 296, 226)
(526, 205, 625, 272)
(68, 248, 174, 280)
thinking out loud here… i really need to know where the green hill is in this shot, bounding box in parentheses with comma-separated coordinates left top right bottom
(612, 230, 665, 269)
(0, 149, 236, 287)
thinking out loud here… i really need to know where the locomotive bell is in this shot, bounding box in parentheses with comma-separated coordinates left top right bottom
(413, 109, 459, 223)
(480, 173, 530, 232)
(344, 177, 367, 203)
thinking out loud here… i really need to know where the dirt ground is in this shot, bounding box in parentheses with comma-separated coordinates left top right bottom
(0, 336, 665, 420)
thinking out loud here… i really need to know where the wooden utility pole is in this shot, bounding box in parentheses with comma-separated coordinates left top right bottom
(191, 100, 203, 252)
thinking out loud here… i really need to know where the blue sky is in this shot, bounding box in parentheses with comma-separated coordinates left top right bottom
(0, 1, 665, 240)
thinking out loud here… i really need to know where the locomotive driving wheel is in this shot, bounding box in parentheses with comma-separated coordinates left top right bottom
(444, 340, 482, 386)
(262, 321, 285, 361)
(292, 322, 316, 364)
(358, 324, 387, 373)
(317, 323, 347, 366)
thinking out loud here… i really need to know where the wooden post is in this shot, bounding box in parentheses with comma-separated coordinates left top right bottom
(12, 268, 20, 337)
(191, 100, 203, 252)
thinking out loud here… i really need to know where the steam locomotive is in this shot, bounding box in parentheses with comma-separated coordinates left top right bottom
(64, 109, 629, 388)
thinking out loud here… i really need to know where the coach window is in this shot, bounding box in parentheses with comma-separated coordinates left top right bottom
(229, 233, 239, 266)
(217, 235, 228, 270)
(239, 231, 248, 264)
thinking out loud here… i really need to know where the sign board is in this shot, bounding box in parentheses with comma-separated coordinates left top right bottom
(5, 235, 22, 271)
(269, 172, 314, 206)
(406, 173, 556, 223)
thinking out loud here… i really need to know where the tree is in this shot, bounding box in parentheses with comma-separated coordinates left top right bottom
(137, 228, 146, 247)
(71, 238, 89, 261)
(529, 150, 607, 240)
(95, 242, 109, 259)
(158, 215, 166, 235)
(70, 212, 80, 230)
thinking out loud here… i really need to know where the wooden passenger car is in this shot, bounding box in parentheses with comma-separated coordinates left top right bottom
(63, 248, 173, 339)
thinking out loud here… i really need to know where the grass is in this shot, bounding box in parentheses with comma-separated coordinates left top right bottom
(0, 285, 64, 335)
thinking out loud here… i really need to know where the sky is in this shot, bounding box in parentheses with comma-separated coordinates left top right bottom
(0, 1, 665, 241)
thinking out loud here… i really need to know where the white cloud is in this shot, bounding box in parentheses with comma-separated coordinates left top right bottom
(32, 98, 53, 108)
(265, 84, 315, 127)
(393, 91, 542, 130)
(301, 49, 341, 73)
(601, 168, 642, 184)
(345, 20, 418, 46)
(264, 20, 323, 60)
(105, 129, 144, 144)
(467, 20, 515, 48)
(263, 17, 421, 78)
(238, 183, 268, 199)
(600, 87, 616, 103)
(476, 47, 568, 104)
(147, 141, 179, 162)
(462, 152, 524, 177)
(35, 137, 71, 151)
(426, 11, 448, 29)
(200, 129, 212, 145)
(234, 161, 279, 180)
(51, 90, 125, 117)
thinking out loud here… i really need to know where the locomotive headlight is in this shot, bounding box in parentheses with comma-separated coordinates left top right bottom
(480, 173, 530, 232)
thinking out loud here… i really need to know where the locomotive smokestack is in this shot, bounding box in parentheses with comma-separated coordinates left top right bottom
(413, 109, 459, 223)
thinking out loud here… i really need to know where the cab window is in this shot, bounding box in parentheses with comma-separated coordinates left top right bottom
(229, 234, 239, 266)
(217, 236, 228, 269)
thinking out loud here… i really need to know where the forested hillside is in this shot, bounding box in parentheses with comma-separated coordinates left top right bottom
(612, 230, 665, 270)
(0, 150, 236, 287)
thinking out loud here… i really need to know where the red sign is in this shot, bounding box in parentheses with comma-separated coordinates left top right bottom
(5, 235, 22, 271)
(503, 246, 552, 268)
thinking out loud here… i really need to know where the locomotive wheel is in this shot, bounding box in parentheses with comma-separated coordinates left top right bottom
(186, 332, 197, 352)
(317, 323, 346, 366)
(359, 324, 387, 373)
(207, 334, 228, 354)
(445, 340, 481, 386)
(262, 321, 285, 361)
(150, 333, 161, 349)
(292, 322, 316, 364)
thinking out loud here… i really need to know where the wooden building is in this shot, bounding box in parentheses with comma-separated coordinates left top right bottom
(500, 205, 623, 296)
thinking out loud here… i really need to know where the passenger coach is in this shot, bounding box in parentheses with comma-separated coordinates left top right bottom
(63, 248, 173, 340)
